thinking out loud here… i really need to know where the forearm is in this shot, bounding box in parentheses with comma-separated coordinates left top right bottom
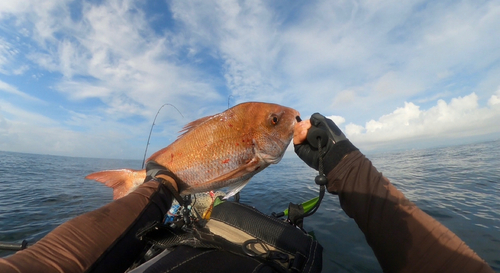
(328, 151, 493, 273)
(0, 181, 172, 273)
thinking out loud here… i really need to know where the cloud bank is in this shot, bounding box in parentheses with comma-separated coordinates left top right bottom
(343, 91, 500, 152)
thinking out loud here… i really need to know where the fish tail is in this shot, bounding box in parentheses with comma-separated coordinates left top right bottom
(85, 169, 146, 199)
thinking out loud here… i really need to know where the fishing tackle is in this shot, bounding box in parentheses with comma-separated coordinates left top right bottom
(0, 240, 28, 252)
(142, 103, 184, 169)
(273, 116, 328, 228)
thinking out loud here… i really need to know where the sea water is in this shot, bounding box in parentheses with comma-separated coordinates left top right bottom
(1, 140, 499, 272)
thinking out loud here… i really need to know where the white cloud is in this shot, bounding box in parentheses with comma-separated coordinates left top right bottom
(0, 100, 56, 125)
(365, 102, 420, 133)
(0, 109, 10, 136)
(343, 92, 500, 151)
(326, 115, 345, 126)
(0, 80, 41, 101)
(488, 88, 500, 106)
(0, 118, 137, 158)
(0, 99, 149, 158)
(4, 0, 222, 120)
(0, 38, 16, 74)
(12, 64, 29, 75)
(0, 1, 30, 17)
(171, 0, 286, 102)
(168, 0, 500, 119)
(1, 0, 500, 158)
(331, 90, 358, 108)
(345, 123, 365, 136)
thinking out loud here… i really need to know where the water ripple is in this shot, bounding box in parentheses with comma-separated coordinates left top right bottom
(1, 140, 499, 271)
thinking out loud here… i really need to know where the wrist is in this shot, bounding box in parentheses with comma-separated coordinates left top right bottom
(146, 161, 180, 193)
(323, 140, 358, 175)
(154, 174, 179, 193)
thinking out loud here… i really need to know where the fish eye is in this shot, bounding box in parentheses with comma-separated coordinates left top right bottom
(271, 115, 279, 125)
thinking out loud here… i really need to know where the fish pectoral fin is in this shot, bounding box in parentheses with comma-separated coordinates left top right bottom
(85, 169, 146, 199)
(223, 179, 251, 200)
(195, 156, 263, 196)
(200, 156, 261, 184)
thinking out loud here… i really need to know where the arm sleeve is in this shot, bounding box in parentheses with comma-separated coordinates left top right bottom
(327, 151, 494, 273)
(0, 181, 172, 273)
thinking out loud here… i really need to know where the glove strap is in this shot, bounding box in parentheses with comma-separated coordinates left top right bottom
(292, 138, 328, 225)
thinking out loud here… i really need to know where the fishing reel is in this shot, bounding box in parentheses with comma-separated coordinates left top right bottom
(163, 190, 226, 231)
(163, 194, 204, 231)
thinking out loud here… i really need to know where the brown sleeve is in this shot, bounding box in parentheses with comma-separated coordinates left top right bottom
(327, 151, 494, 273)
(0, 181, 172, 273)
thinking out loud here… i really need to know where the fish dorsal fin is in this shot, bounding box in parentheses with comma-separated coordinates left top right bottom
(178, 114, 215, 137)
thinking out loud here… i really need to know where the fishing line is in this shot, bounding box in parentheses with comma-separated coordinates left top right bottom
(296, 124, 328, 220)
(142, 104, 184, 169)
(227, 95, 233, 109)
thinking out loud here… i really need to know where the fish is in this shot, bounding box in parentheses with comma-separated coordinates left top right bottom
(85, 102, 300, 199)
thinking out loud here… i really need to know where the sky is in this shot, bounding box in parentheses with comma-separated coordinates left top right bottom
(0, 0, 500, 160)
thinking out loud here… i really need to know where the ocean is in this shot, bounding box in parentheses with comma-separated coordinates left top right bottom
(1, 140, 499, 272)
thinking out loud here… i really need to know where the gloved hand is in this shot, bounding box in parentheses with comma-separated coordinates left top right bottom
(146, 161, 180, 193)
(294, 113, 358, 175)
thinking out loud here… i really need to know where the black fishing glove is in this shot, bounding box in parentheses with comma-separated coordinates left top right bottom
(294, 113, 358, 176)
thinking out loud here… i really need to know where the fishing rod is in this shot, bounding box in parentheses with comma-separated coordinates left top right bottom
(143, 97, 236, 169)
(142, 104, 184, 169)
(0, 240, 28, 251)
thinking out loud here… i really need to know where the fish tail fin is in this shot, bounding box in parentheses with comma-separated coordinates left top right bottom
(85, 169, 146, 199)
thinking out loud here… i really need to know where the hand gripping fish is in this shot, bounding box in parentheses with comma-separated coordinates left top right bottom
(85, 102, 300, 199)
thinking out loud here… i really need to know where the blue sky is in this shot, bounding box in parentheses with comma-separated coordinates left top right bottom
(1, 0, 500, 159)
